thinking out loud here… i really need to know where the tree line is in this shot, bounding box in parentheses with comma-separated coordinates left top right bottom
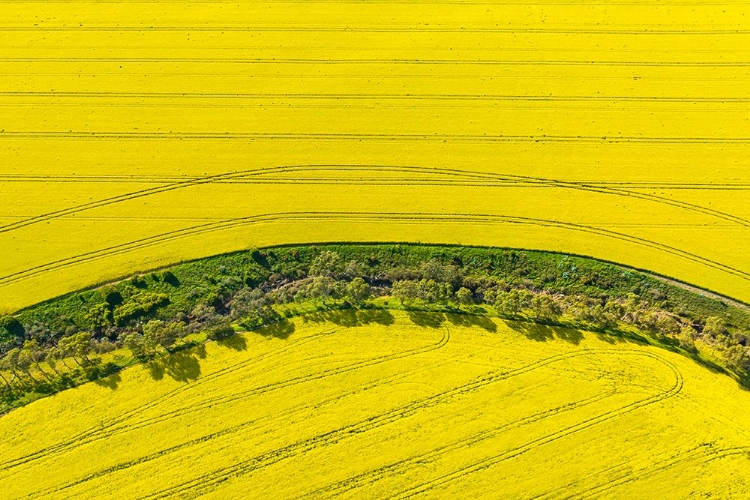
(1, 245, 749, 412)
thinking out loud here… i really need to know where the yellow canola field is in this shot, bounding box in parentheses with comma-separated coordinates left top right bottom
(0, 1, 749, 310)
(0, 311, 749, 499)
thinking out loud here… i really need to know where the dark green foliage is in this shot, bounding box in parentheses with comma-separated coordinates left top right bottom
(161, 271, 180, 287)
(0, 316, 24, 345)
(130, 275, 148, 288)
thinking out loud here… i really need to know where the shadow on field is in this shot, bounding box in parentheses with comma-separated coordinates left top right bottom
(446, 312, 497, 332)
(147, 344, 206, 383)
(218, 334, 248, 351)
(504, 320, 584, 345)
(94, 371, 121, 390)
(303, 308, 395, 328)
(257, 320, 296, 339)
(406, 310, 444, 328)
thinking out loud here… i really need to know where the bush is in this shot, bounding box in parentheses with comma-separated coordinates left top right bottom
(113, 292, 169, 326)
(0, 315, 24, 345)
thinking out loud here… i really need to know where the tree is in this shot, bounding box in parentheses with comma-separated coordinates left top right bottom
(0, 315, 24, 346)
(392, 280, 420, 305)
(703, 316, 727, 340)
(0, 358, 10, 389)
(652, 313, 680, 335)
(309, 251, 342, 277)
(346, 277, 371, 305)
(230, 287, 268, 319)
(420, 259, 462, 287)
(238, 305, 280, 329)
(21, 340, 53, 381)
(66, 332, 93, 365)
(342, 260, 365, 279)
(495, 289, 533, 317)
(420, 279, 441, 303)
(123, 332, 148, 359)
(191, 303, 221, 325)
(456, 287, 473, 307)
(530, 294, 563, 321)
(143, 320, 184, 352)
(206, 320, 236, 341)
(678, 325, 698, 352)
(45, 347, 63, 374)
(602, 300, 625, 326)
(0, 351, 22, 387)
(308, 276, 340, 304)
(84, 303, 112, 330)
(725, 345, 750, 372)
(13, 347, 38, 383)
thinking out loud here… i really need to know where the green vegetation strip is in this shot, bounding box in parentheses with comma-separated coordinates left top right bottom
(1, 244, 749, 414)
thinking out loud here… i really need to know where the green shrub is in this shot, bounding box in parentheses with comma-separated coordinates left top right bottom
(113, 292, 169, 326)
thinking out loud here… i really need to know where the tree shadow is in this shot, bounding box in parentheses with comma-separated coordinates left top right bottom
(592, 328, 647, 346)
(218, 334, 248, 351)
(302, 308, 395, 328)
(257, 320, 296, 339)
(554, 326, 585, 345)
(504, 320, 584, 345)
(406, 311, 445, 329)
(94, 371, 121, 390)
(446, 313, 497, 332)
(147, 345, 205, 382)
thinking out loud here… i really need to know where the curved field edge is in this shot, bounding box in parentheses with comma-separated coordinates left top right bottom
(1, 243, 749, 414)
(0, 313, 749, 499)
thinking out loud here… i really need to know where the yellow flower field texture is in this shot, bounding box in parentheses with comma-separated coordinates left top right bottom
(0, 312, 748, 499)
(1, 1, 749, 311)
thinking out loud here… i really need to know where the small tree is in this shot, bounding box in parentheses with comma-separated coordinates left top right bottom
(678, 325, 698, 352)
(143, 320, 183, 352)
(0, 315, 24, 346)
(456, 287, 473, 307)
(308, 276, 339, 305)
(21, 340, 52, 381)
(309, 251, 342, 277)
(346, 277, 371, 305)
(495, 289, 533, 317)
(392, 280, 419, 306)
(45, 347, 63, 374)
(703, 316, 727, 340)
(0, 349, 23, 386)
(123, 332, 148, 359)
(206, 320, 236, 341)
(14, 347, 38, 383)
(530, 294, 563, 322)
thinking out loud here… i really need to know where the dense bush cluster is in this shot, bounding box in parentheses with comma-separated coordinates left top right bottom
(1, 244, 749, 412)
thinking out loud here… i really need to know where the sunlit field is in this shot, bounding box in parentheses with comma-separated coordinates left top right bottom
(1, 1, 749, 311)
(0, 312, 748, 499)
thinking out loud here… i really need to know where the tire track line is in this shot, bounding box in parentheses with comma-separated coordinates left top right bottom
(304, 390, 618, 498)
(1, 164, 746, 236)
(0, 326, 449, 475)
(0, 328, 337, 471)
(391, 351, 683, 498)
(572, 444, 750, 499)
(23, 356, 457, 500)
(139, 348, 678, 499)
(1, 212, 747, 288)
